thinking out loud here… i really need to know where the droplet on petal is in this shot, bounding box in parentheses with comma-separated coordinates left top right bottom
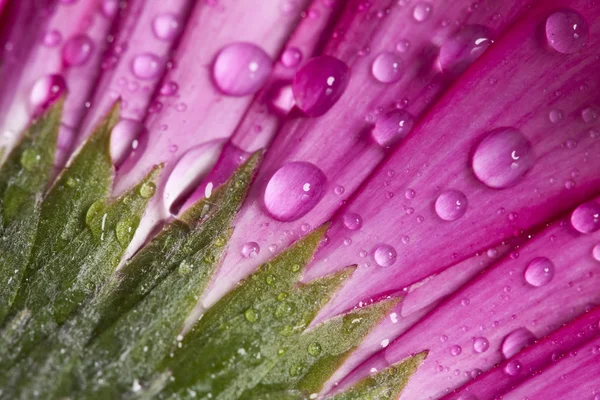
(374, 244, 397, 267)
(412, 2, 433, 22)
(62, 34, 94, 66)
(504, 360, 523, 376)
(472, 127, 534, 189)
(131, 53, 162, 80)
(371, 51, 404, 83)
(524, 257, 555, 287)
(501, 328, 536, 359)
(264, 161, 327, 222)
(213, 42, 273, 96)
(545, 9, 589, 54)
(570, 201, 600, 233)
(473, 337, 489, 353)
(371, 110, 414, 148)
(592, 243, 600, 262)
(242, 242, 260, 258)
(280, 47, 303, 68)
(343, 213, 363, 230)
(292, 55, 350, 117)
(152, 13, 181, 41)
(435, 190, 468, 221)
(101, 0, 119, 17)
(438, 25, 492, 76)
(29, 74, 67, 115)
(110, 119, 144, 166)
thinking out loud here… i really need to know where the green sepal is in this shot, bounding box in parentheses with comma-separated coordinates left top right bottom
(330, 352, 427, 400)
(0, 100, 62, 322)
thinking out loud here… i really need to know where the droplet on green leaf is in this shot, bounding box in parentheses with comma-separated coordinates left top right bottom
(244, 308, 258, 323)
(291, 264, 301, 272)
(307, 342, 322, 356)
(20, 148, 40, 171)
(115, 216, 139, 246)
(139, 181, 157, 198)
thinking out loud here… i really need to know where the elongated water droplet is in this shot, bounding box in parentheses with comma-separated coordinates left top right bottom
(524, 257, 555, 287)
(581, 106, 599, 123)
(372, 110, 414, 148)
(116, 216, 139, 246)
(280, 47, 303, 67)
(570, 201, 600, 233)
(473, 337, 489, 353)
(152, 13, 180, 41)
(412, 2, 433, 22)
(374, 244, 397, 267)
(438, 25, 492, 76)
(263, 161, 327, 222)
(110, 119, 144, 166)
(435, 190, 468, 221)
(242, 242, 260, 258)
(213, 42, 272, 96)
(502, 328, 536, 359)
(545, 9, 589, 54)
(132, 53, 162, 80)
(29, 74, 67, 115)
(62, 34, 94, 66)
(343, 213, 363, 230)
(593, 243, 600, 262)
(504, 360, 522, 376)
(472, 127, 534, 189)
(372, 52, 404, 83)
(292, 55, 350, 117)
(43, 30, 62, 47)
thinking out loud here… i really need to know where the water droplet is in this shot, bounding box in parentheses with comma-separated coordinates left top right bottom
(593, 243, 600, 262)
(160, 81, 179, 96)
(472, 127, 534, 189)
(438, 25, 492, 76)
(504, 359, 522, 376)
(29, 74, 67, 115)
(242, 242, 260, 258)
(263, 161, 327, 222)
(570, 201, 600, 233)
(307, 342, 322, 356)
(501, 328, 536, 359)
(374, 244, 397, 267)
(371, 109, 414, 147)
(473, 337, 489, 353)
(581, 106, 599, 123)
(62, 34, 94, 66)
(101, 0, 119, 17)
(590, 128, 600, 139)
(110, 119, 144, 166)
(20, 149, 40, 171)
(43, 30, 62, 47)
(152, 13, 180, 41)
(524, 257, 555, 287)
(450, 345, 462, 356)
(280, 47, 303, 67)
(343, 213, 363, 230)
(139, 181, 156, 198)
(435, 190, 468, 221)
(132, 53, 162, 80)
(548, 109, 564, 123)
(86, 200, 105, 228)
(244, 308, 258, 322)
(412, 2, 433, 22)
(115, 216, 139, 246)
(396, 40, 410, 53)
(545, 9, 589, 54)
(292, 55, 350, 117)
(213, 42, 273, 96)
(289, 363, 305, 376)
(371, 51, 404, 83)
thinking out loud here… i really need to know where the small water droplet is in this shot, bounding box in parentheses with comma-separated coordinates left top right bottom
(504, 359, 522, 376)
(549, 109, 564, 123)
(473, 337, 489, 353)
(292, 55, 350, 117)
(132, 53, 162, 80)
(502, 328, 536, 359)
(85, 200, 105, 228)
(115, 216, 139, 246)
(244, 308, 258, 323)
(374, 244, 397, 267)
(20, 149, 40, 171)
(152, 13, 180, 41)
(281, 47, 303, 67)
(213, 42, 273, 96)
(435, 190, 468, 221)
(472, 127, 534, 189)
(545, 9, 589, 54)
(450, 344, 462, 356)
(263, 162, 327, 222)
(592, 243, 600, 262)
(29, 74, 67, 115)
(438, 25, 492, 76)
(242, 242, 260, 258)
(139, 181, 156, 198)
(524, 257, 555, 287)
(570, 201, 600, 233)
(307, 342, 322, 356)
(62, 34, 94, 66)
(412, 2, 433, 22)
(43, 30, 62, 47)
(343, 213, 363, 230)
(371, 109, 414, 147)
(371, 51, 404, 83)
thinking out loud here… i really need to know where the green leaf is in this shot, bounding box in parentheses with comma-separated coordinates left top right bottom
(329, 353, 427, 400)
(0, 100, 62, 322)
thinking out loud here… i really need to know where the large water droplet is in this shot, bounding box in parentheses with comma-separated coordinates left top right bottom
(593, 243, 600, 262)
(412, 2, 433, 22)
(242, 242, 260, 258)
(501, 328, 536, 359)
(263, 161, 327, 222)
(374, 244, 397, 267)
(116, 216, 139, 247)
(29, 74, 67, 115)
(152, 13, 180, 41)
(110, 119, 144, 166)
(438, 25, 492, 76)
(545, 9, 589, 54)
(280, 47, 303, 68)
(131, 53, 162, 80)
(473, 337, 489, 353)
(343, 213, 363, 231)
(371, 52, 404, 83)
(371, 110, 414, 148)
(450, 344, 462, 356)
(292, 55, 350, 117)
(62, 34, 94, 66)
(570, 201, 600, 233)
(435, 190, 468, 221)
(213, 42, 273, 96)
(101, 0, 119, 17)
(472, 127, 534, 189)
(524, 257, 555, 287)
(504, 359, 522, 376)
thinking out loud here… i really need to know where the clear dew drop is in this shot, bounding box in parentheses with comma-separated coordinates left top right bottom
(29, 74, 67, 115)
(152, 13, 180, 41)
(241, 242, 260, 258)
(115, 217, 138, 247)
(570, 201, 600, 233)
(43, 30, 62, 47)
(374, 244, 397, 267)
(593, 243, 600, 262)
(307, 342, 322, 356)
(343, 213, 363, 230)
(501, 328, 536, 359)
(504, 359, 523, 376)
(160, 81, 179, 96)
(548, 109, 564, 124)
(62, 34, 94, 66)
(371, 109, 414, 148)
(450, 344, 462, 356)
(438, 25, 493, 76)
(545, 9, 589, 54)
(131, 53, 162, 80)
(244, 308, 258, 323)
(412, 2, 433, 22)
(472, 127, 534, 189)
(101, 0, 119, 17)
(292, 55, 350, 117)
(524, 257, 555, 287)
(263, 161, 327, 222)
(371, 51, 404, 83)
(435, 190, 468, 221)
(213, 42, 273, 96)
(139, 181, 156, 199)
(473, 337, 490, 353)
(280, 47, 303, 68)
(581, 106, 599, 123)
